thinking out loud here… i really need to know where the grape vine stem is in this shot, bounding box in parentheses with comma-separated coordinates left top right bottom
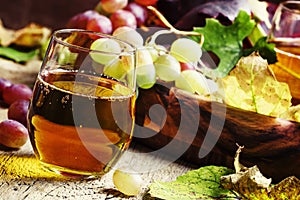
(147, 6, 204, 46)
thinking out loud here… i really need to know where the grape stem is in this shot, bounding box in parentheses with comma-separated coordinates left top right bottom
(147, 6, 204, 46)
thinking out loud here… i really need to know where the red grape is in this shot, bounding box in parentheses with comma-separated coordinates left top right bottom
(0, 78, 12, 99)
(180, 62, 195, 71)
(134, 0, 158, 6)
(110, 10, 137, 30)
(0, 119, 28, 149)
(100, 0, 128, 14)
(86, 14, 113, 34)
(124, 2, 148, 26)
(2, 84, 33, 105)
(7, 99, 30, 127)
(67, 10, 99, 29)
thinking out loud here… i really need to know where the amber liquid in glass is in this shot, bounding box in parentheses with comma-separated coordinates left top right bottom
(268, 38, 300, 103)
(27, 69, 135, 176)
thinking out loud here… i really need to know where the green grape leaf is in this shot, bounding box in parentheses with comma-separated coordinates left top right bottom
(243, 36, 277, 64)
(147, 166, 239, 200)
(0, 46, 38, 63)
(218, 52, 292, 117)
(192, 10, 255, 77)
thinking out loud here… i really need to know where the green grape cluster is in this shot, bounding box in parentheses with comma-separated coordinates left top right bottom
(90, 27, 213, 96)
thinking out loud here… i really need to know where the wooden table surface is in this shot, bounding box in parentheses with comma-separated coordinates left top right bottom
(0, 108, 194, 200)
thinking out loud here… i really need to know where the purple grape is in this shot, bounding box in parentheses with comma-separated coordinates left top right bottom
(66, 10, 99, 29)
(2, 84, 33, 105)
(110, 10, 137, 30)
(0, 78, 12, 99)
(0, 119, 28, 149)
(7, 99, 30, 127)
(86, 14, 113, 34)
(124, 2, 148, 26)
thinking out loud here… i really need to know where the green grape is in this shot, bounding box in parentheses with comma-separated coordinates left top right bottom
(112, 26, 144, 47)
(103, 59, 127, 80)
(113, 169, 143, 196)
(147, 45, 167, 62)
(136, 49, 156, 89)
(170, 38, 202, 63)
(136, 64, 156, 89)
(90, 38, 121, 65)
(175, 69, 210, 95)
(58, 46, 77, 65)
(154, 54, 181, 82)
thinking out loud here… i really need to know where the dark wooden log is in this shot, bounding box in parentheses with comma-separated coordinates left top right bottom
(135, 84, 300, 182)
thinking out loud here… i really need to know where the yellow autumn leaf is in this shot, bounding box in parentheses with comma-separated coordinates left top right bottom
(219, 52, 292, 117)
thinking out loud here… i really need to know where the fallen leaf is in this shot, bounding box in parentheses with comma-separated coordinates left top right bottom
(147, 166, 238, 199)
(221, 144, 300, 200)
(219, 52, 292, 117)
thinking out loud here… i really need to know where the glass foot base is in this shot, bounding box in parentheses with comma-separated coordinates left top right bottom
(40, 162, 107, 179)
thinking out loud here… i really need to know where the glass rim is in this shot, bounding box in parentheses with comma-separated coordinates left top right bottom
(52, 29, 136, 56)
(280, 1, 300, 14)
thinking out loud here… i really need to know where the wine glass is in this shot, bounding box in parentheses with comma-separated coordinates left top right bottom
(268, 1, 300, 102)
(27, 29, 136, 178)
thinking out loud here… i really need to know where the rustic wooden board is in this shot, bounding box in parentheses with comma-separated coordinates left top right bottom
(0, 107, 193, 200)
(135, 84, 300, 183)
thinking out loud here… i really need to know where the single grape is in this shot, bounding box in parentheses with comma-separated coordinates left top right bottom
(86, 14, 113, 34)
(137, 63, 156, 89)
(134, 0, 158, 6)
(136, 49, 156, 89)
(110, 10, 137, 30)
(58, 47, 78, 65)
(90, 38, 121, 65)
(112, 26, 144, 47)
(124, 2, 148, 26)
(113, 169, 143, 196)
(0, 78, 12, 99)
(170, 38, 202, 63)
(2, 84, 33, 105)
(7, 99, 30, 127)
(100, 0, 128, 14)
(175, 69, 210, 95)
(154, 54, 181, 82)
(0, 119, 29, 149)
(66, 10, 99, 29)
(103, 59, 127, 80)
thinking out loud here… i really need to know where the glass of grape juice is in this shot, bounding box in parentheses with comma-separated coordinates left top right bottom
(268, 1, 300, 102)
(27, 29, 137, 178)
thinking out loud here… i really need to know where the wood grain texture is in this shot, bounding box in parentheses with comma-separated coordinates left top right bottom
(135, 84, 300, 183)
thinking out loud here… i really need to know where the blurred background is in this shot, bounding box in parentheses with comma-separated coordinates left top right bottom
(0, 0, 99, 29)
(0, 0, 285, 30)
